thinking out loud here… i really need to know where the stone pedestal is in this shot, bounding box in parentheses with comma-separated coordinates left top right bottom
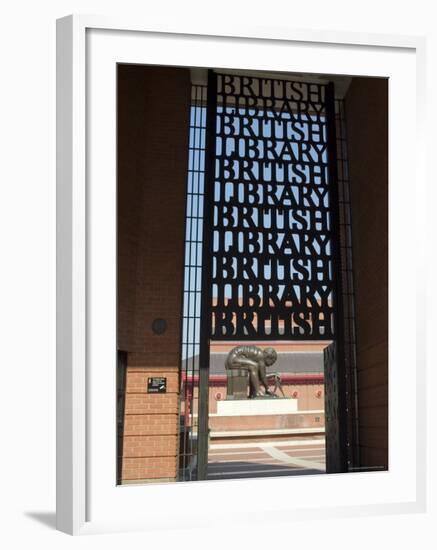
(225, 368, 249, 400)
(216, 398, 298, 416)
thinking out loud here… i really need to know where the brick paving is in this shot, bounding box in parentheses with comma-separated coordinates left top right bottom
(207, 436, 326, 480)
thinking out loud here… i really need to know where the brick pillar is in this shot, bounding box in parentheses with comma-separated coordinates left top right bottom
(345, 77, 388, 470)
(117, 65, 191, 483)
(121, 355, 180, 483)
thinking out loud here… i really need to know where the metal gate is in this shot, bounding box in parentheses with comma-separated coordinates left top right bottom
(324, 341, 344, 473)
(183, 71, 348, 479)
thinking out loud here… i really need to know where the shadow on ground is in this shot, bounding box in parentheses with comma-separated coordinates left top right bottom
(24, 511, 56, 530)
(207, 461, 325, 480)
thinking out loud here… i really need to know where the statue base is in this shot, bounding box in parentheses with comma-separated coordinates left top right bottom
(247, 394, 280, 399)
(216, 398, 298, 416)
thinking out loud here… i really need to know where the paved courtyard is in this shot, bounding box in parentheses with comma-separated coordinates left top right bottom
(207, 436, 326, 480)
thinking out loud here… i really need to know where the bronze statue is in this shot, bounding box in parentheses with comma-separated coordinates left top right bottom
(225, 345, 278, 398)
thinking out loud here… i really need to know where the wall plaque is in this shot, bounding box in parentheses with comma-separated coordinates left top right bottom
(147, 377, 167, 393)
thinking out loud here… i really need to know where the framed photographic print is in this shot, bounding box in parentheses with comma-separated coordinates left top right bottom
(56, 15, 427, 535)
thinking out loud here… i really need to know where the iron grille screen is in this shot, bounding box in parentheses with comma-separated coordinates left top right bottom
(335, 98, 359, 467)
(179, 84, 207, 480)
(209, 73, 335, 340)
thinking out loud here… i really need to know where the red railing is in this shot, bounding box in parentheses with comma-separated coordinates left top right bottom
(181, 372, 324, 387)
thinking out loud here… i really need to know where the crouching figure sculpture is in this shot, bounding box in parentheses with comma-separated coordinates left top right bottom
(225, 345, 279, 399)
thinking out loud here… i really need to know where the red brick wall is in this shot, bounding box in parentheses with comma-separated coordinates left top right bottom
(117, 65, 191, 482)
(209, 341, 330, 353)
(345, 77, 388, 470)
(120, 361, 180, 482)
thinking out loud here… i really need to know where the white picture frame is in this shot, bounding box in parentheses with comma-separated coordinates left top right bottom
(56, 14, 427, 535)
